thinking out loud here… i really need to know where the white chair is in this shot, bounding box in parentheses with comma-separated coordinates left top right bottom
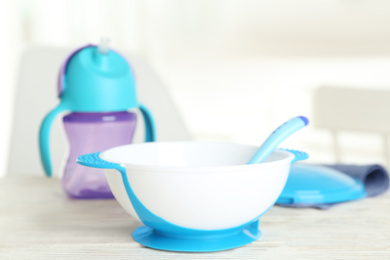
(7, 46, 191, 176)
(313, 86, 390, 167)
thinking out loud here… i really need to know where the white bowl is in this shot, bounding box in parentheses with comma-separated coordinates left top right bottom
(100, 142, 293, 230)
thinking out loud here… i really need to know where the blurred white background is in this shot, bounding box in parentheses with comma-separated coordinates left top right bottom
(2, 0, 390, 176)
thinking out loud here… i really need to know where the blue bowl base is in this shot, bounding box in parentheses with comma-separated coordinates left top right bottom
(132, 221, 262, 252)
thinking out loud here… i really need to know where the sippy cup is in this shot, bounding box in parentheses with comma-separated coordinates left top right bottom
(39, 40, 156, 198)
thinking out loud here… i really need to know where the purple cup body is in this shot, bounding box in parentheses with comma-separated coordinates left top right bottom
(62, 111, 137, 199)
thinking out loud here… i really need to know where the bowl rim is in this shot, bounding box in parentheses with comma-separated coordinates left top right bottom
(100, 141, 294, 173)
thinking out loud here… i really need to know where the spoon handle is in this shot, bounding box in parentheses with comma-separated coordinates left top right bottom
(247, 116, 309, 164)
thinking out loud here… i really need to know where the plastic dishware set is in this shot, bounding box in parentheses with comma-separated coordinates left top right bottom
(38, 40, 378, 252)
(77, 117, 308, 251)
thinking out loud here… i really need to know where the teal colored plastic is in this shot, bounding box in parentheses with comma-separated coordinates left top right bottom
(59, 46, 138, 112)
(138, 103, 156, 142)
(39, 45, 156, 177)
(277, 163, 367, 205)
(77, 152, 270, 252)
(39, 103, 69, 176)
(247, 116, 309, 164)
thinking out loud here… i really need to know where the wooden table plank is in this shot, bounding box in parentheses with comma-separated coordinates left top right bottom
(1, 176, 389, 259)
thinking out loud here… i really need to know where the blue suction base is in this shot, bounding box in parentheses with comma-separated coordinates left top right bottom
(132, 221, 262, 252)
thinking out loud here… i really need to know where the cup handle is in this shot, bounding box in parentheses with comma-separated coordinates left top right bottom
(39, 102, 69, 177)
(138, 103, 156, 142)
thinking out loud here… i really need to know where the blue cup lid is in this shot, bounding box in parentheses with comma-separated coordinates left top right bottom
(58, 44, 138, 112)
(277, 163, 366, 205)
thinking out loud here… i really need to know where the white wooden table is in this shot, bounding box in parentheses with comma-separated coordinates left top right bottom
(1, 176, 389, 259)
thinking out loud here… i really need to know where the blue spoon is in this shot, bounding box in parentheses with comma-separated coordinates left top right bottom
(247, 116, 309, 164)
